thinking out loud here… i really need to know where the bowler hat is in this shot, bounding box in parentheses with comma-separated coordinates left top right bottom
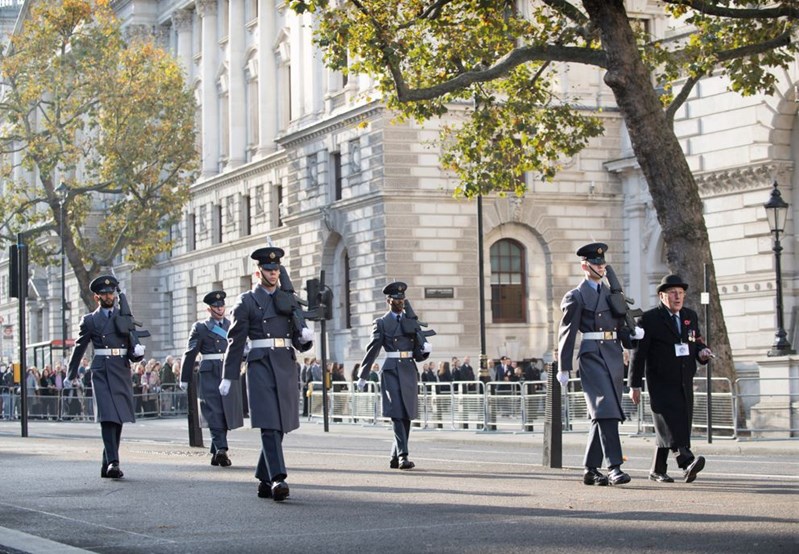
(657, 274, 689, 293)
(203, 290, 226, 307)
(383, 281, 407, 299)
(90, 275, 118, 294)
(251, 246, 284, 269)
(576, 242, 608, 264)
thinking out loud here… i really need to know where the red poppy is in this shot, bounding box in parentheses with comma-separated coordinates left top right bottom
(683, 319, 691, 327)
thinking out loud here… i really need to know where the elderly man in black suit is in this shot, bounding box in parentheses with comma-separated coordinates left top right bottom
(628, 274, 713, 483)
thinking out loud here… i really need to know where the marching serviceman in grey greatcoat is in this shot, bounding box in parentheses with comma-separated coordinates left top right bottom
(357, 282, 432, 470)
(67, 275, 146, 479)
(180, 290, 243, 467)
(557, 243, 643, 486)
(628, 274, 713, 483)
(221, 246, 313, 501)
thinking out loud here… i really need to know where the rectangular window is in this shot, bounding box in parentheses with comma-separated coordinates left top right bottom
(275, 184, 285, 227)
(344, 253, 352, 329)
(241, 194, 252, 237)
(307, 153, 318, 189)
(332, 151, 342, 201)
(213, 204, 223, 244)
(164, 291, 174, 349)
(187, 213, 196, 251)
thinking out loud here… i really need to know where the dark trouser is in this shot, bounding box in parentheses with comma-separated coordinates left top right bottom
(255, 429, 286, 483)
(583, 418, 623, 469)
(390, 418, 411, 460)
(100, 421, 123, 466)
(209, 428, 228, 454)
(652, 446, 694, 474)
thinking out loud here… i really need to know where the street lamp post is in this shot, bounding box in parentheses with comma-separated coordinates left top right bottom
(56, 182, 68, 365)
(764, 181, 795, 357)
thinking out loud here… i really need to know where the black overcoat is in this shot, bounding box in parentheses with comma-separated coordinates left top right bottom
(67, 308, 144, 424)
(223, 286, 312, 432)
(358, 312, 428, 420)
(629, 303, 708, 448)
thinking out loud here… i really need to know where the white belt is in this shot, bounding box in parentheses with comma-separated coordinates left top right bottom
(95, 348, 128, 356)
(201, 353, 224, 360)
(583, 331, 617, 340)
(386, 351, 414, 359)
(251, 338, 290, 348)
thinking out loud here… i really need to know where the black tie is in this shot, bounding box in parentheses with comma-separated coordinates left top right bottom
(597, 283, 601, 294)
(672, 314, 680, 335)
(107, 310, 112, 319)
(396, 314, 401, 322)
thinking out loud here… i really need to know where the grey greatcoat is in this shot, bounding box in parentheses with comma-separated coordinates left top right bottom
(67, 308, 144, 424)
(222, 286, 312, 432)
(629, 304, 708, 448)
(558, 280, 634, 421)
(181, 317, 244, 431)
(358, 312, 427, 420)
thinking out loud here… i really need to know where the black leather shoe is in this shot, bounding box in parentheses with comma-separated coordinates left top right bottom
(398, 457, 415, 470)
(105, 463, 124, 479)
(101, 464, 108, 478)
(608, 467, 631, 485)
(583, 468, 609, 486)
(683, 456, 705, 483)
(212, 450, 232, 467)
(271, 480, 290, 502)
(389, 457, 399, 469)
(257, 480, 272, 499)
(649, 472, 675, 483)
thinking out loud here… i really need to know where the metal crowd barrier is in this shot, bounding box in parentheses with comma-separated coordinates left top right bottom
(304, 377, 742, 437)
(0, 386, 188, 421)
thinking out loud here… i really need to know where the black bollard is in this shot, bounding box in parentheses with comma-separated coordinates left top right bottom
(542, 363, 562, 468)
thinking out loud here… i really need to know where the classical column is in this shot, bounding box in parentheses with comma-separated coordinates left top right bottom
(258, 0, 277, 155)
(172, 9, 194, 79)
(198, 0, 219, 177)
(228, 0, 246, 168)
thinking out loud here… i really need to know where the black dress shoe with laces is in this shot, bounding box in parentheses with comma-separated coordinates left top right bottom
(257, 480, 272, 499)
(583, 468, 609, 486)
(271, 480, 290, 502)
(389, 457, 399, 469)
(608, 467, 631, 485)
(683, 456, 705, 483)
(649, 472, 675, 483)
(398, 457, 415, 470)
(105, 463, 124, 479)
(212, 450, 232, 467)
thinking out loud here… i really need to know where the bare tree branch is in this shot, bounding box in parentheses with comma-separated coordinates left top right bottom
(395, 44, 606, 102)
(662, 0, 799, 19)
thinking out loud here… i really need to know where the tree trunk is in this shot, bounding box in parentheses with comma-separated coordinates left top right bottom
(583, 0, 734, 383)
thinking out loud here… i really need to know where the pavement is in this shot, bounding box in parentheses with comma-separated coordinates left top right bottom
(0, 418, 797, 554)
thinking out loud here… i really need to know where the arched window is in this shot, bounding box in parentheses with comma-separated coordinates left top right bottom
(490, 239, 526, 323)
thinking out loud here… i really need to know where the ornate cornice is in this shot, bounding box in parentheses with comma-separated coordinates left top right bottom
(197, 0, 218, 17)
(172, 9, 193, 32)
(696, 162, 794, 196)
(191, 149, 288, 194)
(276, 101, 384, 148)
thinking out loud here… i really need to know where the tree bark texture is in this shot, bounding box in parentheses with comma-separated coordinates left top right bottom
(583, 0, 734, 383)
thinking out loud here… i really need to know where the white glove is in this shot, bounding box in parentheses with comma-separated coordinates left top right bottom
(632, 326, 645, 340)
(179, 382, 188, 391)
(357, 378, 367, 392)
(218, 378, 231, 396)
(557, 371, 569, 388)
(133, 344, 145, 357)
(422, 342, 432, 354)
(299, 326, 314, 344)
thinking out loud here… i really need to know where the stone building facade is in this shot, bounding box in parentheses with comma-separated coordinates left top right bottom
(0, 1, 797, 390)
